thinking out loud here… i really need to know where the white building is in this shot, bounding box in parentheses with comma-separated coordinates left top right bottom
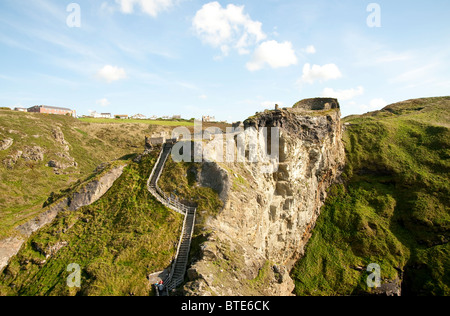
(202, 115, 216, 122)
(131, 114, 147, 120)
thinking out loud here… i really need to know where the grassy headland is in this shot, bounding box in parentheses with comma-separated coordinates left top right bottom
(292, 97, 450, 296)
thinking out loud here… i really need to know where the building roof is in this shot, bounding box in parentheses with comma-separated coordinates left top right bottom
(31, 105, 73, 111)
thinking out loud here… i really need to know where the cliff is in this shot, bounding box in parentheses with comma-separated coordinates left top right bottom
(292, 96, 450, 296)
(183, 99, 345, 296)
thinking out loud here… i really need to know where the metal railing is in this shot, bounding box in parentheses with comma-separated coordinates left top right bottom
(147, 142, 197, 296)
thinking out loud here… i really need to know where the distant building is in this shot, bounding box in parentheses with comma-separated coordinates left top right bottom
(131, 114, 147, 120)
(28, 105, 76, 117)
(172, 115, 182, 120)
(161, 116, 170, 120)
(202, 115, 216, 123)
(89, 111, 102, 118)
(149, 115, 158, 120)
(14, 107, 27, 112)
(100, 113, 112, 119)
(115, 115, 129, 120)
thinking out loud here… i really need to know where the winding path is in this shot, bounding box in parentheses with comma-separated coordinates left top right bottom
(147, 141, 197, 295)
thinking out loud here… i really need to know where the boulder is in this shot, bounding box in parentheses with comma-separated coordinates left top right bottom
(0, 138, 13, 151)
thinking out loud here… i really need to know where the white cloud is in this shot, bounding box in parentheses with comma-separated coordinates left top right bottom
(96, 98, 111, 107)
(199, 94, 208, 100)
(246, 40, 297, 71)
(115, 0, 173, 17)
(301, 63, 342, 84)
(304, 45, 316, 54)
(192, 2, 266, 56)
(97, 65, 127, 83)
(322, 86, 364, 101)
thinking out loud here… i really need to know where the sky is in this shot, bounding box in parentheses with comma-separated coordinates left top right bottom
(1, 0, 449, 123)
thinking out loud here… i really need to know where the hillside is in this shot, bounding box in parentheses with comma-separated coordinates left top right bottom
(1, 97, 448, 297)
(0, 110, 180, 239)
(0, 151, 184, 296)
(292, 97, 450, 296)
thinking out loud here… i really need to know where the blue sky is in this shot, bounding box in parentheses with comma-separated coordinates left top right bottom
(1, 0, 449, 122)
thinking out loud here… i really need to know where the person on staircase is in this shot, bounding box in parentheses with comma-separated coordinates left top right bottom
(158, 280, 165, 292)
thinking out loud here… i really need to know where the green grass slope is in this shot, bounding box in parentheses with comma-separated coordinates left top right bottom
(0, 151, 183, 296)
(292, 96, 450, 296)
(0, 110, 180, 238)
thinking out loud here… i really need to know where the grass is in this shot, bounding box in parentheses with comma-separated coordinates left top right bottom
(0, 152, 183, 296)
(0, 110, 163, 238)
(78, 118, 195, 127)
(157, 152, 225, 277)
(292, 97, 450, 296)
(158, 155, 224, 223)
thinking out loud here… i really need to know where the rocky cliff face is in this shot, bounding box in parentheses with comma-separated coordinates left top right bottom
(184, 99, 345, 296)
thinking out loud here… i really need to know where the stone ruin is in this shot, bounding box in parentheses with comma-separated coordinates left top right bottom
(293, 98, 340, 111)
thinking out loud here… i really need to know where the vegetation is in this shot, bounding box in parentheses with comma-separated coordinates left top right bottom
(0, 110, 177, 238)
(79, 117, 195, 127)
(0, 153, 183, 296)
(158, 155, 224, 226)
(292, 97, 450, 296)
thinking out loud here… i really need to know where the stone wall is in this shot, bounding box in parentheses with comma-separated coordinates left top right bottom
(293, 98, 340, 111)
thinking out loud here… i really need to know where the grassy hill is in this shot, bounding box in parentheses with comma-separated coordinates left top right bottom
(0, 110, 187, 239)
(292, 97, 450, 296)
(0, 110, 226, 296)
(0, 151, 183, 296)
(78, 117, 196, 127)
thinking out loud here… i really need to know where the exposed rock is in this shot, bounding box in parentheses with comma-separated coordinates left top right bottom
(372, 278, 402, 296)
(198, 162, 231, 204)
(2, 146, 44, 168)
(32, 241, 68, 259)
(0, 138, 13, 151)
(68, 164, 126, 211)
(0, 163, 127, 272)
(21, 146, 44, 162)
(52, 127, 70, 151)
(0, 237, 24, 272)
(47, 127, 77, 173)
(2, 150, 22, 169)
(185, 100, 345, 296)
(16, 199, 68, 238)
(47, 158, 77, 171)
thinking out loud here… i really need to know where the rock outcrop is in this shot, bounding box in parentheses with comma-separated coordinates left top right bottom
(3, 146, 45, 169)
(0, 163, 127, 272)
(0, 138, 13, 151)
(184, 99, 345, 296)
(47, 126, 77, 174)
